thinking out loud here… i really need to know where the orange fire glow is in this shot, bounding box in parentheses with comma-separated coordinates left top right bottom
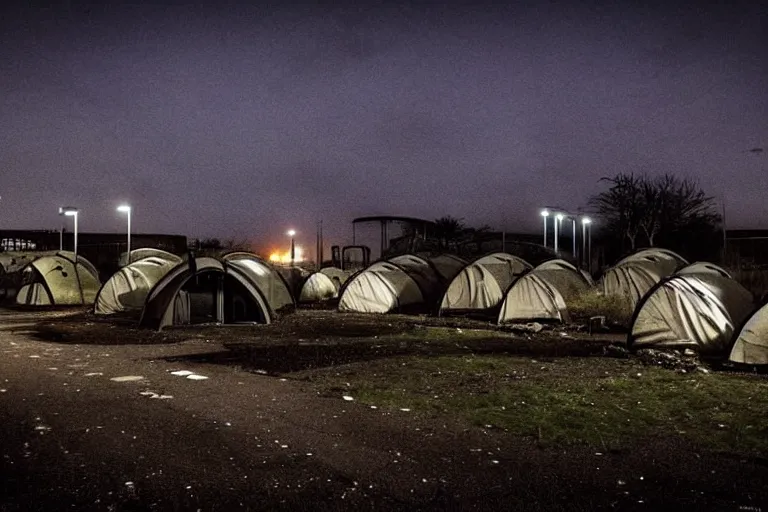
(268, 246, 303, 264)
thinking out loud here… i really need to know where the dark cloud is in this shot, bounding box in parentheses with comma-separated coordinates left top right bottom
(0, 1, 765, 257)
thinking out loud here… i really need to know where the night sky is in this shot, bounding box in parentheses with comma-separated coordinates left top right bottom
(1, 1, 765, 257)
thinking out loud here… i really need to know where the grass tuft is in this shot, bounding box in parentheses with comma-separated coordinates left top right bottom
(568, 290, 634, 327)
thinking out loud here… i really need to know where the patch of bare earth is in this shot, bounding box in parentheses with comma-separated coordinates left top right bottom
(12, 308, 768, 509)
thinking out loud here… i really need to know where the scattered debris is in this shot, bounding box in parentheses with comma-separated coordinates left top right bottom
(603, 344, 630, 358)
(504, 322, 543, 333)
(635, 348, 706, 373)
(110, 376, 145, 382)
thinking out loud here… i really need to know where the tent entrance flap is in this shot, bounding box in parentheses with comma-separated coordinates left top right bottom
(178, 272, 267, 325)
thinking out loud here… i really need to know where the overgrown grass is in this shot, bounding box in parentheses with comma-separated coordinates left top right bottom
(296, 355, 768, 455)
(568, 289, 634, 327)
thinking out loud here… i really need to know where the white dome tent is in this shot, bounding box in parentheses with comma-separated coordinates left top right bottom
(118, 248, 181, 268)
(675, 262, 731, 278)
(298, 267, 353, 303)
(628, 273, 754, 355)
(496, 259, 592, 325)
(15, 251, 101, 306)
(439, 253, 532, 315)
(601, 248, 688, 310)
(497, 273, 569, 324)
(338, 254, 463, 314)
(222, 252, 295, 313)
(299, 272, 338, 302)
(729, 300, 768, 365)
(614, 248, 688, 275)
(601, 263, 666, 310)
(95, 256, 179, 315)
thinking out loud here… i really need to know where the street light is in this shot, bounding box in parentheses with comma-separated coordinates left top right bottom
(287, 230, 296, 266)
(554, 213, 563, 253)
(571, 217, 577, 258)
(582, 217, 592, 271)
(58, 207, 79, 260)
(540, 210, 549, 247)
(117, 205, 132, 264)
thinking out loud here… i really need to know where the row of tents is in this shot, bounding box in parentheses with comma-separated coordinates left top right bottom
(334, 249, 768, 366)
(337, 253, 594, 323)
(3, 249, 353, 323)
(2, 246, 768, 366)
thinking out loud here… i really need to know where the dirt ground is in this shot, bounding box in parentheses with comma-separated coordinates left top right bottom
(2, 307, 768, 511)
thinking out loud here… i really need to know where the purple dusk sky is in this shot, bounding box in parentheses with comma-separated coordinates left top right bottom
(0, 1, 765, 256)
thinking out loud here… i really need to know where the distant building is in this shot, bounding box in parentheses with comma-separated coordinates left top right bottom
(0, 229, 187, 279)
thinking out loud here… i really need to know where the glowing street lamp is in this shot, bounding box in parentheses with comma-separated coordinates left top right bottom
(58, 206, 79, 260)
(540, 210, 549, 247)
(287, 230, 296, 265)
(554, 213, 563, 253)
(117, 205, 132, 264)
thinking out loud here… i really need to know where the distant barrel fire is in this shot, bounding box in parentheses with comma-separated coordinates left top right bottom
(269, 246, 303, 264)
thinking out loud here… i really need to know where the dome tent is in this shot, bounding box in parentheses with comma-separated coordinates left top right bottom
(298, 267, 352, 303)
(496, 259, 592, 324)
(628, 273, 754, 355)
(15, 251, 101, 306)
(221, 252, 295, 313)
(421, 253, 467, 282)
(119, 248, 182, 268)
(497, 273, 569, 324)
(601, 248, 688, 309)
(614, 248, 688, 275)
(320, 266, 352, 290)
(530, 259, 592, 300)
(675, 261, 731, 278)
(338, 254, 462, 314)
(729, 300, 768, 365)
(299, 272, 338, 302)
(439, 252, 532, 315)
(139, 256, 275, 331)
(94, 256, 178, 315)
(601, 262, 665, 310)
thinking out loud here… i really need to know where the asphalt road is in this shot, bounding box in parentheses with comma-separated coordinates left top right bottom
(1, 310, 767, 511)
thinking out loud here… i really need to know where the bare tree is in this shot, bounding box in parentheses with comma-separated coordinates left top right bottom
(588, 173, 645, 250)
(588, 172, 720, 253)
(638, 174, 675, 246)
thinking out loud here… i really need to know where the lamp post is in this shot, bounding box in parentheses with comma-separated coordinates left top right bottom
(541, 210, 549, 247)
(571, 217, 577, 258)
(59, 207, 79, 260)
(287, 230, 296, 266)
(582, 217, 592, 272)
(117, 205, 132, 264)
(554, 213, 563, 254)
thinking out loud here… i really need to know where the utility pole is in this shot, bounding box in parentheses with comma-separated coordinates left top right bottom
(722, 198, 728, 265)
